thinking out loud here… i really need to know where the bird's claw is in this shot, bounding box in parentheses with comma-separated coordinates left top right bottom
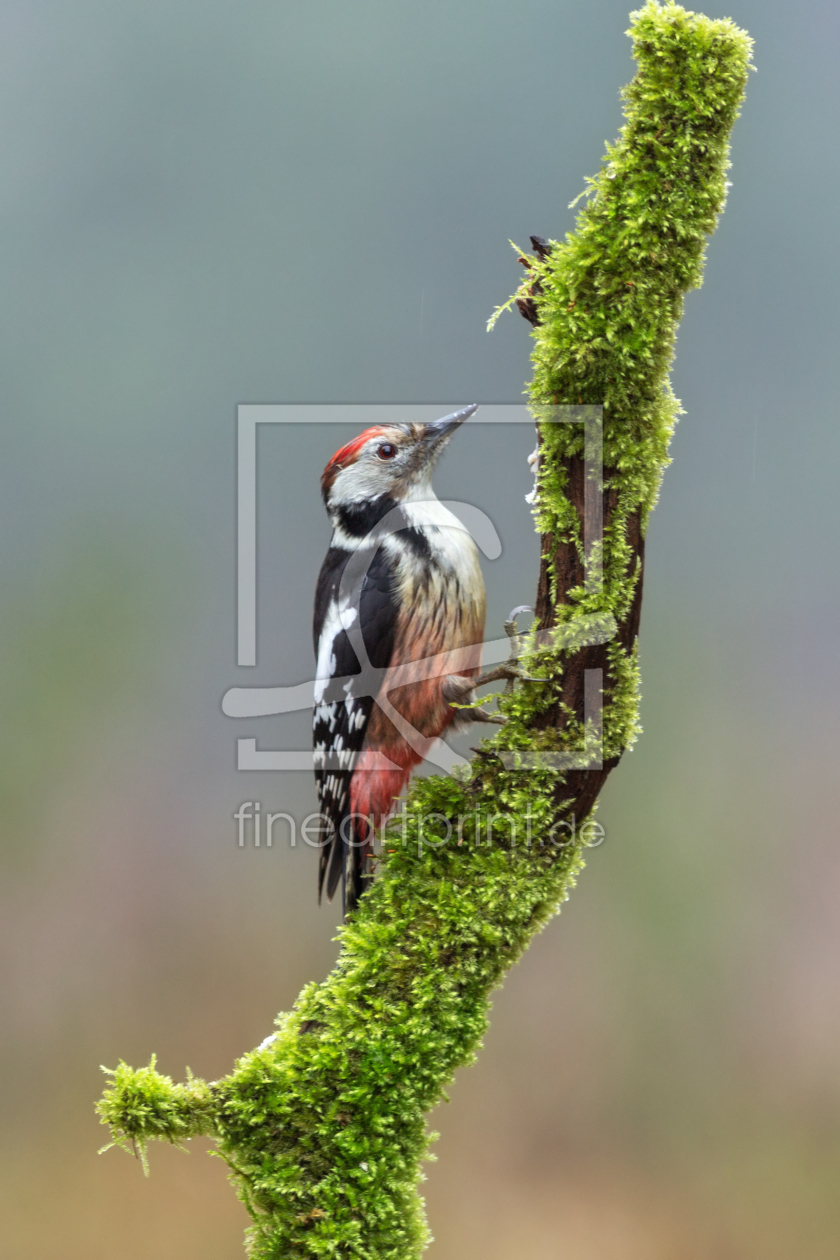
(469, 663, 549, 692)
(471, 608, 548, 692)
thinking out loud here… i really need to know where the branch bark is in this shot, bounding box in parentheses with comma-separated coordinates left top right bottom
(97, 6, 753, 1256)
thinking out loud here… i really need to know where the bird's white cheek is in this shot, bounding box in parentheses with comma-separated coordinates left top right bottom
(332, 462, 398, 505)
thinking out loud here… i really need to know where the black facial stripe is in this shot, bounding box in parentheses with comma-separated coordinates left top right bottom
(335, 496, 399, 538)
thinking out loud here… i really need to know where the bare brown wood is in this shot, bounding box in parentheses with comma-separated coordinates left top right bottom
(533, 453, 645, 820)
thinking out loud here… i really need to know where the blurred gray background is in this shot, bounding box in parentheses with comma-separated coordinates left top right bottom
(2, 1, 839, 1256)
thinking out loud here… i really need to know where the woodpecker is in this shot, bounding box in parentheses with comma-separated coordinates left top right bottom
(313, 405, 486, 912)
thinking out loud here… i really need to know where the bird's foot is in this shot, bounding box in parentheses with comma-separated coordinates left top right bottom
(442, 608, 546, 725)
(468, 662, 546, 691)
(442, 673, 506, 722)
(478, 606, 548, 693)
(442, 608, 544, 723)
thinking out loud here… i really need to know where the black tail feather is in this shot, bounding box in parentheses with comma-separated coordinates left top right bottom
(319, 811, 372, 915)
(346, 840, 372, 915)
(323, 814, 346, 903)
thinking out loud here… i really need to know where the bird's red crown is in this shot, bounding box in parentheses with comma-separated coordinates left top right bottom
(321, 426, 390, 496)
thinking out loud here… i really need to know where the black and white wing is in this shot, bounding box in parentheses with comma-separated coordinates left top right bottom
(312, 543, 398, 908)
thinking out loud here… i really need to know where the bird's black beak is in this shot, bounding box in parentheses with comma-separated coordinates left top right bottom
(421, 404, 478, 449)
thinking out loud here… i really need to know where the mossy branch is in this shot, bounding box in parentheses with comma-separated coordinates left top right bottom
(97, 1057, 218, 1175)
(96, 6, 752, 1256)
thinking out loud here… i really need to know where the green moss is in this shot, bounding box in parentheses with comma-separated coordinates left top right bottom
(529, 0, 752, 536)
(98, 1057, 217, 1175)
(96, 6, 752, 1255)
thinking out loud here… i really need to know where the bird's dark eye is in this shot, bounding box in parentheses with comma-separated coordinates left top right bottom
(377, 443, 398, 460)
